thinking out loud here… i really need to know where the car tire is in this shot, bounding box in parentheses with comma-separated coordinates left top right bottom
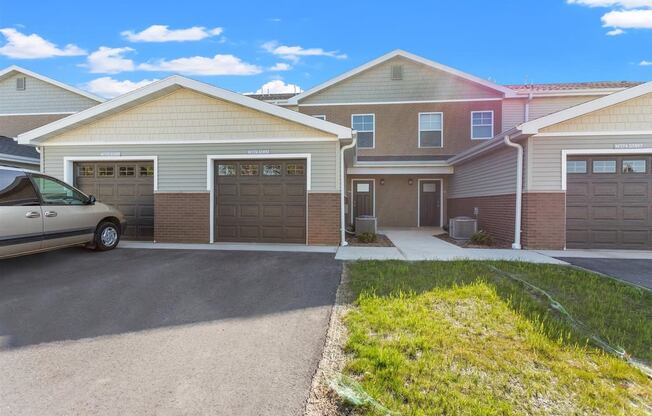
(94, 221, 121, 251)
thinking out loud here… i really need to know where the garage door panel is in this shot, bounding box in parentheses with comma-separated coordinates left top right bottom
(118, 184, 136, 197)
(99, 184, 115, 198)
(215, 159, 307, 243)
(566, 155, 652, 249)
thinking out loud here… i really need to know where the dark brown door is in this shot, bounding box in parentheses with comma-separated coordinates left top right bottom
(74, 161, 154, 240)
(353, 180, 374, 219)
(419, 180, 441, 227)
(567, 155, 652, 249)
(215, 159, 306, 243)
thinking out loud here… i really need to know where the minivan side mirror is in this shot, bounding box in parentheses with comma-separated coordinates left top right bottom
(87, 195, 96, 205)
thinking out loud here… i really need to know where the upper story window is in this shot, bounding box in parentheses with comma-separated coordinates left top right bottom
(312, 115, 326, 120)
(471, 111, 494, 140)
(418, 112, 443, 148)
(352, 114, 375, 148)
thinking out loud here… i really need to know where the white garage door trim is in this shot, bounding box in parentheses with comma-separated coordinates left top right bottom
(63, 156, 159, 191)
(206, 153, 312, 244)
(561, 148, 652, 191)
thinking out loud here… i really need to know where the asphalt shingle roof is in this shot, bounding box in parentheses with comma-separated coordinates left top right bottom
(0, 136, 39, 159)
(505, 81, 643, 93)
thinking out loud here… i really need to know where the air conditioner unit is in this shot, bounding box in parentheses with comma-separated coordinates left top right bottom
(355, 216, 377, 235)
(449, 217, 477, 240)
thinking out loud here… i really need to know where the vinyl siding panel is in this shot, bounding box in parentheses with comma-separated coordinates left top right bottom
(502, 98, 525, 132)
(528, 134, 652, 191)
(301, 56, 503, 105)
(43, 141, 340, 192)
(0, 73, 99, 114)
(448, 146, 518, 198)
(528, 95, 598, 122)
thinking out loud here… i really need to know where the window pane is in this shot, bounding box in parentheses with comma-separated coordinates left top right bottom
(78, 165, 94, 177)
(592, 160, 616, 173)
(420, 130, 442, 147)
(217, 164, 235, 176)
(263, 164, 281, 176)
(240, 164, 259, 176)
(139, 166, 154, 176)
(472, 125, 492, 139)
(98, 166, 114, 177)
(622, 159, 646, 173)
(420, 113, 442, 130)
(286, 164, 305, 176)
(357, 131, 374, 148)
(119, 166, 135, 177)
(0, 171, 39, 206)
(567, 160, 587, 174)
(352, 115, 374, 131)
(32, 176, 87, 205)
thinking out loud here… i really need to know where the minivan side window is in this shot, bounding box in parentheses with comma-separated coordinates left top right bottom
(0, 170, 40, 206)
(31, 175, 88, 205)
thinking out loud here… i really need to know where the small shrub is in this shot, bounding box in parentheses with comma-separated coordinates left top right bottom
(469, 230, 493, 246)
(358, 232, 378, 244)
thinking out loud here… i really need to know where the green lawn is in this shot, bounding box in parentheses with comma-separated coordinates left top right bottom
(340, 261, 652, 415)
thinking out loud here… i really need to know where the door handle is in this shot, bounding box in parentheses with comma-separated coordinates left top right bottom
(44, 211, 58, 218)
(25, 211, 40, 218)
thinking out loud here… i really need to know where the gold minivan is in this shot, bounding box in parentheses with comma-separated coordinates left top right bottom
(0, 167, 126, 259)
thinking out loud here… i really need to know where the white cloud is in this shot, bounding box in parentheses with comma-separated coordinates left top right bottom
(82, 77, 158, 98)
(606, 28, 626, 35)
(602, 9, 652, 28)
(254, 80, 303, 94)
(0, 28, 86, 59)
(568, 0, 652, 7)
(122, 25, 223, 42)
(83, 46, 135, 74)
(138, 54, 262, 75)
(269, 62, 291, 71)
(639, 60, 652, 65)
(262, 41, 346, 62)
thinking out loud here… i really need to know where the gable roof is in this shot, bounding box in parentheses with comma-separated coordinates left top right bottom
(17, 75, 352, 145)
(0, 65, 105, 104)
(288, 49, 516, 104)
(519, 80, 652, 134)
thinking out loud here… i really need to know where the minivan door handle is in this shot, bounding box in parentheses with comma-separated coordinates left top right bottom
(44, 211, 58, 218)
(25, 211, 41, 218)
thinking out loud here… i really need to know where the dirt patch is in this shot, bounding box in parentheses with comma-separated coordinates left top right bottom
(345, 234, 394, 247)
(436, 232, 511, 249)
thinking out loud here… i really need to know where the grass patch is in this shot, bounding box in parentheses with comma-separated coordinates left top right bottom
(341, 261, 652, 415)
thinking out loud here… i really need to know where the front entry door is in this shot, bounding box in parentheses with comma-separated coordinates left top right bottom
(353, 180, 374, 220)
(419, 180, 441, 227)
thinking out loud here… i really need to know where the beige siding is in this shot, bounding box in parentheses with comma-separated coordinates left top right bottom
(528, 134, 652, 191)
(529, 95, 598, 122)
(502, 98, 526, 132)
(43, 141, 340, 192)
(542, 92, 652, 133)
(448, 146, 519, 198)
(0, 113, 69, 137)
(0, 73, 98, 114)
(48, 89, 334, 145)
(301, 56, 502, 105)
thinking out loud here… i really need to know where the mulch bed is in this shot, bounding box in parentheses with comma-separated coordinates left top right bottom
(435, 233, 511, 249)
(346, 234, 395, 247)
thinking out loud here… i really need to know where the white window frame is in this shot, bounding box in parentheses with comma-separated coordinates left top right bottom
(312, 115, 326, 120)
(351, 113, 375, 149)
(470, 110, 494, 140)
(418, 112, 444, 148)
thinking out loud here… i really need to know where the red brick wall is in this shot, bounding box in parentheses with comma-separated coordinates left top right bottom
(154, 193, 210, 243)
(308, 192, 341, 245)
(447, 194, 516, 245)
(522, 192, 565, 250)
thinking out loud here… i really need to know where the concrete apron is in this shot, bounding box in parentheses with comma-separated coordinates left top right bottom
(119, 241, 338, 254)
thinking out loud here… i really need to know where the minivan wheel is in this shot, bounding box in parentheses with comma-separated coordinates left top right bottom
(94, 221, 121, 251)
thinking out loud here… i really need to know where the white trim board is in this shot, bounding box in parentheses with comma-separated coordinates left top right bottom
(298, 97, 503, 107)
(0, 65, 105, 103)
(62, 156, 159, 191)
(42, 137, 337, 147)
(0, 111, 75, 117)
(350, 178, 376, 225)
(289, 49, 515, 104)
(0, 153, 40, 164)
(560, 147, 652, 190)
(206, 153, 312, 244)
(348, 166, 454, 175)
(536, 130, 652, 137)
(18, 75, 352, 145)
(417, 178, 444, 228)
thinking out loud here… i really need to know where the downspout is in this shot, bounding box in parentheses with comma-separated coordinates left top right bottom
(503, 134, 523, 249)
(524, 91, 533, 122)
(340, 134, 357, 246)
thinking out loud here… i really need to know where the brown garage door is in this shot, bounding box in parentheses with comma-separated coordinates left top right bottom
(566, 155, 652, 249)
(215, 159, 306, 243)
(74, 161, 154, 240)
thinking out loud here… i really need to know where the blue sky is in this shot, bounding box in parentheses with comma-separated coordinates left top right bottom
(1, 0, 652, 98)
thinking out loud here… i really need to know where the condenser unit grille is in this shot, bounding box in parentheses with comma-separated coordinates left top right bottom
(449, 217, 477, 240)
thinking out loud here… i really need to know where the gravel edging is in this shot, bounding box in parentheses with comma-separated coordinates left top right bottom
(303, 264, 353, 416)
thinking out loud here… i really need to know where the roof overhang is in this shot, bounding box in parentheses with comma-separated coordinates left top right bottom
(17, 75, 352, 145)
(0, 65, 105, 103)
(0, 152, 40, 164)
(288, 49, 516, 105)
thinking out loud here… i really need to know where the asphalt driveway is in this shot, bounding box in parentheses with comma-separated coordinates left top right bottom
(0, 248, 341, 416)
(556, 257, 652, 290)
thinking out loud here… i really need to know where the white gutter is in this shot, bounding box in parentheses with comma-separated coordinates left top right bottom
(340, 134, 357, 246)
(503, 134, 523, 250)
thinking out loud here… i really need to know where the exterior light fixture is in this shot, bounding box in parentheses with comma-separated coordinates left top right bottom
(408, 179, 413, 185)
(380, 178, 385, 185)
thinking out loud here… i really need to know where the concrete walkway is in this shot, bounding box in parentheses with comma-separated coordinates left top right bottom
(336, 227, 566, 264)
(120, 241, 338, 254)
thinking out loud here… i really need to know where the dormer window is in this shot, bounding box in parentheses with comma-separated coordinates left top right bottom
(390, 65, 403, 80)
(16, 77, 26, 91)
